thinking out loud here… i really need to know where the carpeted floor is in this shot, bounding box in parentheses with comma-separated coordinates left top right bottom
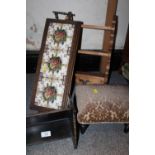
(26, 71, 129, 155)
(27, 124, 128, 155)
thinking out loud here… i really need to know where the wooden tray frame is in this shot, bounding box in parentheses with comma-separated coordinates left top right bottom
(30, 19, 83, 112)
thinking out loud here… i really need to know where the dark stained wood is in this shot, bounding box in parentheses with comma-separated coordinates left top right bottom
(62, 21, 83, 109)
(80, 125, 89, 134)
(26, 109, 73, 145)
(27, 119, 72, 145)
(27, 109, 72, 125)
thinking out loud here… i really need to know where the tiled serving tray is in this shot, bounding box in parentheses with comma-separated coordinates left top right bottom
(30, 19, 82, 111)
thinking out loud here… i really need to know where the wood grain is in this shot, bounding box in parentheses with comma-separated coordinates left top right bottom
(81, 24, 114, 31)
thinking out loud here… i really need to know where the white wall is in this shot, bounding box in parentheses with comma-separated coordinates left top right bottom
(26, 0, 128, 50)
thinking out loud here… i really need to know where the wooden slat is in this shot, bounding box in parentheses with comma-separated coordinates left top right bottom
(75, 71, 108, 84)
(76, 71, 105, 78)
(78, 50, 111, 57)
(81, 24, 114, 31)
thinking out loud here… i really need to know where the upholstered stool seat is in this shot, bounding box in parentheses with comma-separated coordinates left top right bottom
(75, 85, 129, 124)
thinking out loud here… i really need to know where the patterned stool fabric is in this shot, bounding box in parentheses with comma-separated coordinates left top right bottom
(75, 85, 129, 124)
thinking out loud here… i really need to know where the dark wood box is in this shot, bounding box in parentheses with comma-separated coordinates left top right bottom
(26, 109, 73, 145)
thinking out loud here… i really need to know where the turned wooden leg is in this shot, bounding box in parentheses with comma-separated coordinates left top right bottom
(124, 123, 129, 133)
(80, 124, 89, 134)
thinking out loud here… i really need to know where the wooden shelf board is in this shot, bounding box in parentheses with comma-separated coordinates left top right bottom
(81, 24, 114, 31)
(78, 50, 111, 57)
(75, 71, 106, 79)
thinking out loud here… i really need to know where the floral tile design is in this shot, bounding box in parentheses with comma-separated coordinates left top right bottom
(34, 23, 75, 109)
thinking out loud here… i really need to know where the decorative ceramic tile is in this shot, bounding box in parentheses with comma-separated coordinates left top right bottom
(34, 23, 75, 109)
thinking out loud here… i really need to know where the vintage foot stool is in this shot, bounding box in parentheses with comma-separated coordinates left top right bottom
(73, 84, 129, 145)
(75, 85, 129, 124)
